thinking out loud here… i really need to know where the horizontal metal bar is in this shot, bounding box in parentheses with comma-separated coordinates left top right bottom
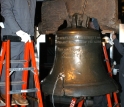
(10, 88, 38, 94)
(9, 67, 34, 71)
(1, 60, 28, 64)
(0, 81, 25, 86)
(10, 60, 28, 63)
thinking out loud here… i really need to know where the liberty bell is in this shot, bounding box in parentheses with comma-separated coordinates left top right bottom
(41, 27, 118, 97)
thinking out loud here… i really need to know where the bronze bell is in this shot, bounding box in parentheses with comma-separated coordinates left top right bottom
(41, 27, 118, 97)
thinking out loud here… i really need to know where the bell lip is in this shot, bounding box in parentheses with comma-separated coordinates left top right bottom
(42, 80, 118, 97)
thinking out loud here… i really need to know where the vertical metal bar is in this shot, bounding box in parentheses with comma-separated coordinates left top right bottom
(77, 100, 84, 107)
(102, 42, 120, 107)
(6, 40, 11, 107)
(1, 41, 18, 107)
(102, 42, 112, 77)
(0, 42, 6, 75)
(29, 41, 44, 107)
(106, 94, 112, 107)
(113, 92, 120, 107)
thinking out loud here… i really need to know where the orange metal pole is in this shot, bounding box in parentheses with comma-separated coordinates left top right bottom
(102, 42, 120, 107)
(6, 40, 11, 107)
(0, 41, 18, 107)
(0, 42, 6, 75)
(113, 92, 120, 107)
(102, 43, 112, 77)
(29, 41, 43, 107)
(0, 42, 5, 107)
(21, 41, 44, 107)
(106, 94, 112, 107)
(77, 100, 84, 107)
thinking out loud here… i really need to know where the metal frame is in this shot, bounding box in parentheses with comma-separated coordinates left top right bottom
(0, 40, 44, 107)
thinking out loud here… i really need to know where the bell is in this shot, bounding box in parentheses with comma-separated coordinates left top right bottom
(41, 27, 118, 97)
